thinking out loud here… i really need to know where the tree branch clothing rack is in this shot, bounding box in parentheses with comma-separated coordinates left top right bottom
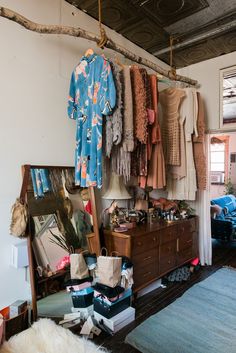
(0, 6, 197, 86)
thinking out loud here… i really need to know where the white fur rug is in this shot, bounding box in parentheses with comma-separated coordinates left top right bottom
(0, 319, 108, 353)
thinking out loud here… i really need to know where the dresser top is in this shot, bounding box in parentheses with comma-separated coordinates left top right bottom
(104, 216, 197, 238)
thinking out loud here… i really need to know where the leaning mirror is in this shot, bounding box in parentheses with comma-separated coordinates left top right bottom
(22, 165, 100, 321)
(220, 65, 236, 129)
(32, 213, 69, 275)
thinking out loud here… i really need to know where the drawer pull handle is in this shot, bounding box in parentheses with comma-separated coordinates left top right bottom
(168, 246, 171, 251)
(143, 271, 152, 278)
(153, 237, 157, 241)
(177, 238, 179, 252)
(144, 256, 152, 261)
(167, 260, 171, 264)
(137, 241, 142, 246)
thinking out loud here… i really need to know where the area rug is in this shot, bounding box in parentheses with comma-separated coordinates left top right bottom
(37, 291, 73, 317)
(0, 318, 108, 353)
(126, 267, 236, 353)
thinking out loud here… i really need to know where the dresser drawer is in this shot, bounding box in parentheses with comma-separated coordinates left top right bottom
(133, 262, 158, 289)
(160, 240, 176, 256)
(160, 226, 177, 245)
(159, 241, 176, 274)
(132, 248, 158, 269)
(159, 255, 176, 275)
(178, 218, 196, 234)
(177, 247, 194, 264)
(132, 233, 158, 255)
(178, 232, 193, 251)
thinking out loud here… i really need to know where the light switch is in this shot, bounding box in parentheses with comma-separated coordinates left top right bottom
(11, 241, 29, 268)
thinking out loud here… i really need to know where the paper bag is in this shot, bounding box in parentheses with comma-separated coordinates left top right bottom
(97, 251, 122, 288)
(70, 253, 89, 280)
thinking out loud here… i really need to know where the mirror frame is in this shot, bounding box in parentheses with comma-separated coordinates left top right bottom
(21, 164, 101, 321)
(220, 65, 236, 130)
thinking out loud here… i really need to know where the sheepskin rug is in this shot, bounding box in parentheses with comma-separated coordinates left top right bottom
(0, 318, 108, 353)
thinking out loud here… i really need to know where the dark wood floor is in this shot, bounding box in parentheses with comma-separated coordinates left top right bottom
(94, 240, 236, 352)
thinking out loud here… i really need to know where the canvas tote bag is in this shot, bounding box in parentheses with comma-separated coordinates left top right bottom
(97, 248, 122, 288)
(70, 253, 89, 280)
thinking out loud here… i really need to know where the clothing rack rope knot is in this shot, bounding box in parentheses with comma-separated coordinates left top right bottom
(97, 0, 108, 49)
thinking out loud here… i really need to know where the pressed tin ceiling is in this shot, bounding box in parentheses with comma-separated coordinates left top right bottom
(65, 0, 236, 68)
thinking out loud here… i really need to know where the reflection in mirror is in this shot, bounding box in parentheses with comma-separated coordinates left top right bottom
(26, 166, 96, 319)
(221, 66, 236, 127)
(32, 214, 68, 274)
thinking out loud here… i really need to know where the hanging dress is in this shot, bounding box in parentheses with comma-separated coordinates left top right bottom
(159, 88, 186, 166)
(67, 53, 116, 188)
(167, 88, 198, 200)
(147, 75, 166, 189)
(193, 92, 207, 190)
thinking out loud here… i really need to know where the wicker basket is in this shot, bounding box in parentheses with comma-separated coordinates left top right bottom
(0, 307, 29, 342)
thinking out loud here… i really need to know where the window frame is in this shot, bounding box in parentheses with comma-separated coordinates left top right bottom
(210, 136, 229, 184)
(220, 65, 236, 129)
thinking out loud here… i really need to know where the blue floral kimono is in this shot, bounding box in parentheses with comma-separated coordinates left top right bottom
(31, 169, 51, 198)
(68, 54, 116, 188)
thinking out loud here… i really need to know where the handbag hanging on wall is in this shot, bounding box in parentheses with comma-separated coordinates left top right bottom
(10, 165, 30, 238)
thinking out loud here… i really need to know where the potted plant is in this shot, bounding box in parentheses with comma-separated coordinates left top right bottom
(224, 179, 235, 195)
(49, 210, 82, 254)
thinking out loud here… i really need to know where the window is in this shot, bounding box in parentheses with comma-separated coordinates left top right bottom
(220, 66, 236, 128)
(210, 136, 229, 184)
(211, 143, 225, 172)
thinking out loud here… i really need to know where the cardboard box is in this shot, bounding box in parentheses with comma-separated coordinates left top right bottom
(94, 306, 135, 333)
(94, 296, 131, 319)
(9, 301, 27, 318)
(71, 288, 94, 308)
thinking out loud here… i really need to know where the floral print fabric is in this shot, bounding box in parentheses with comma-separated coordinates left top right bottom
(31, 169, 51, 198)
(68, 54, 116, 188)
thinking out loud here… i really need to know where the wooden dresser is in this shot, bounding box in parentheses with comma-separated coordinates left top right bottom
(103, 216, 198, 293)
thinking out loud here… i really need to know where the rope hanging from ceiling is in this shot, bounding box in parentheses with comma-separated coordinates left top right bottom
(0, 6, 198, 86)
(168, 36, 177, 80)
(97, 0, 108, 49)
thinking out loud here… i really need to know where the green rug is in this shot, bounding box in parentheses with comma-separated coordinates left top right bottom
(37, 290, 73, 317)
(126, 267, 236, 353)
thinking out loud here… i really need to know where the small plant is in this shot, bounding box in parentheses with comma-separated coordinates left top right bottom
(224, 179, 235, 195)
(177, 200, 195, 216)
(49, 210, 81, 254)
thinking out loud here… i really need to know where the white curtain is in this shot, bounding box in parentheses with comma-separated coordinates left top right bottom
(195, 134, 212, 265)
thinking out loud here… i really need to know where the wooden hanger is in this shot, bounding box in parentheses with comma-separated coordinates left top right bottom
(84, 48, 94, 57)
(156, 73, 163, 79)
(159, 78, 171, 87)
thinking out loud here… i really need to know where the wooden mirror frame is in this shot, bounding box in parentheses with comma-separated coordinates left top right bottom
(21, 164, 101, 321)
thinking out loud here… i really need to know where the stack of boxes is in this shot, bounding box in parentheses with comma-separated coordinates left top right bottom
(67, 278, 94, 319)
(93, 287, 135, 334)
(68, 252, 135, 334)
(93, 257, 135, 334)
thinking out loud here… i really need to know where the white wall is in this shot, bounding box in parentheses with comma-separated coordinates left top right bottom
(178, 52, 236, 131)
(0, 0, 169, 308)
